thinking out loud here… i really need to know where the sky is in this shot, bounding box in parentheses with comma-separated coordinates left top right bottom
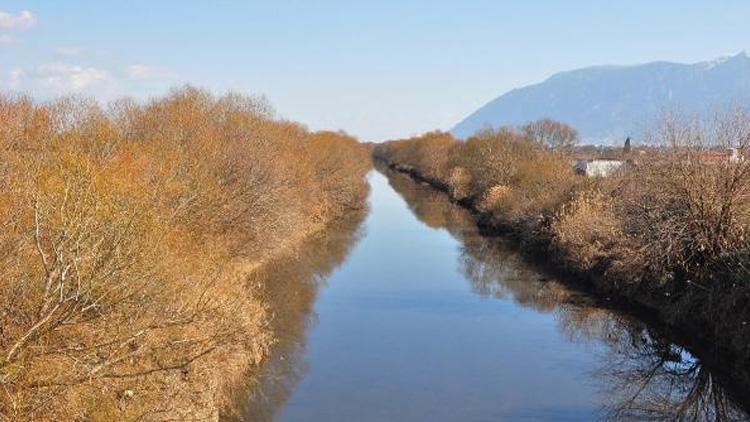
(1, 1, 749, 141)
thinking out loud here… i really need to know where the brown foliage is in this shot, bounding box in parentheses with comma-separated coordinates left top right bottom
(375, 110, 750, 290)
(0, 86, 370, 420)
(551, 189, 623, 272)
(375, 124, 577, 223)
(373, 131, 456, 181)
(521, 118, 579, 151)
(616, 111, 750, 284)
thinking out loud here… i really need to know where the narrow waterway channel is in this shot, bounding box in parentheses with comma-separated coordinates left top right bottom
(240, 170, 750, 421)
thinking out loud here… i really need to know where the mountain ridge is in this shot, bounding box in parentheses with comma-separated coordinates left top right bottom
(452, 52, 750, 144)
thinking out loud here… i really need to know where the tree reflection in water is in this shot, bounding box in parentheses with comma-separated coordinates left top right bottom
(227, 209, 367, 421)
(599, 332, 747, 421)
(383, 167, 749, 421)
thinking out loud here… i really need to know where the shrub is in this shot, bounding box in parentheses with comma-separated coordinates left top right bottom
(551, 190, 622, 272)
(616, 110, 750, 285)
(447, 166, 472, 200)
(521, 118, 579, 151)
(0, 86, 370, 420)
(375, 110, 750, 291)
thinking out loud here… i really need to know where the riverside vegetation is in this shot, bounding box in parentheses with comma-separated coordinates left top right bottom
(383, 166, 749, 420)
(0, 87, 371, 420)
(373, 112, 750, 378)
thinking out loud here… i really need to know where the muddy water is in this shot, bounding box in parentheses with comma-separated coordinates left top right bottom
(239, 170, 749, 421)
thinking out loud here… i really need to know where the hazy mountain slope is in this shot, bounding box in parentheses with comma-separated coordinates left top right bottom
(452, 52, 750, 143)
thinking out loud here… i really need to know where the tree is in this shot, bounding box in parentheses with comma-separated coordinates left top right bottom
(521, 118, 579, 151)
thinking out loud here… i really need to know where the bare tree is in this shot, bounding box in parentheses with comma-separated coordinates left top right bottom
(522, 118, 579, 151)
(0, 88, 372, 420)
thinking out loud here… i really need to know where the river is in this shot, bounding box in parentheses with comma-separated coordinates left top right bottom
(237, 169, 749, 421)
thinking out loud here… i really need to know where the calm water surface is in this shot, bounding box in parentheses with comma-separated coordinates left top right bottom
(240, 170, 749, 421)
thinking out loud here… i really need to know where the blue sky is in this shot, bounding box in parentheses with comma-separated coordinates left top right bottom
(1, 1, 749, 140)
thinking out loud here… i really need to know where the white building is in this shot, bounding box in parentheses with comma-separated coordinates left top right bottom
(573, 159, 625, 177)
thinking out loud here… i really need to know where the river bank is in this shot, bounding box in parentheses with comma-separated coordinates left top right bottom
(184, 210, 370, 421)
(228, 208, 367, 420)
(239, 169, 749, 420)
(375, 157, 750, 400)
(0, 88, 372, 421)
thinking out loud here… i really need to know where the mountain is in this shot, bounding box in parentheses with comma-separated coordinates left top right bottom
(452, 52, 750, 143)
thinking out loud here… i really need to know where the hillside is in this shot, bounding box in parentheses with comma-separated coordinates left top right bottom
(452, 52, 750, 143)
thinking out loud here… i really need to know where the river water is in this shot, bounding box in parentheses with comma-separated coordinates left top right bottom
(239, 170, 749, 421)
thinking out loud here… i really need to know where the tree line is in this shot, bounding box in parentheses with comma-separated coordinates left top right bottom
(374, 113, 750, 374)
(0, 86, 371, 420)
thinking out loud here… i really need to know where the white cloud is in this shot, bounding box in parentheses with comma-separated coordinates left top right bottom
(3, 61, 169, 99)
(5, 63, 113, 94)
(55, 47, 86, 57)
(35, 62, 112, 90)
(127, 64, 164, 80)
(8, 67, 23, 88)
(127, 64, 151, 79)
(0, 34, 13, 44)
(0, 10, 35, 30)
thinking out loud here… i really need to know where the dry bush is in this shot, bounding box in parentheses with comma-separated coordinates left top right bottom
(410, 131, 457, 180)
(377, 112, 750, 364)
(0, 87, 370, 420)
(616, 110, 750, 285)
(447, 166, 472, 200)
(376, 109, 750, 289)
(521, 118, 579, 151)
(373, 131, 457, 181)
(501, 152, 576, 222)
(480, 185, 512, 213)
(551, 190, 623, 272)
(375, 123, 578, 223)
(305, 131, 372, 215)
(449, 127, 577, 222)
(451, 127, 534, 198)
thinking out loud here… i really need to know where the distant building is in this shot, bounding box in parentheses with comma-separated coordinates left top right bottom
(693, 148, 745, 163)
(574, 159, 625, 177)
(573, 137, 629, 177)
(730, 147, 742, 162)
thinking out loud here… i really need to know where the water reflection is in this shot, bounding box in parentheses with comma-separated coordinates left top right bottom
(383, 167, 749, 421)
(228, 209, 367, 421)
(600, 334, 747, 421)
